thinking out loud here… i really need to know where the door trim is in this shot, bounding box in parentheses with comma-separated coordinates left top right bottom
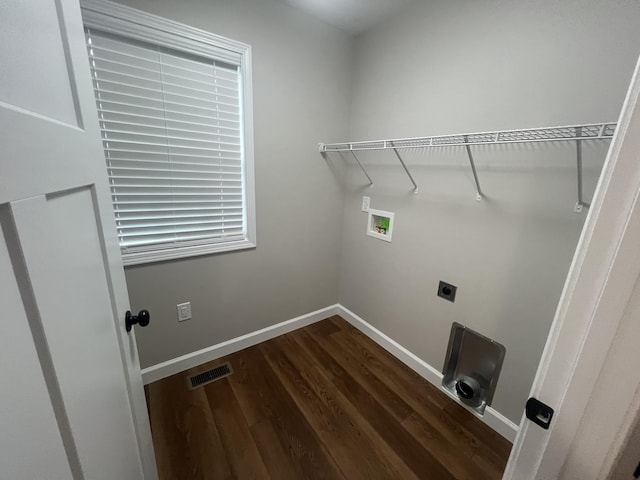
(504, 55, 640, 478)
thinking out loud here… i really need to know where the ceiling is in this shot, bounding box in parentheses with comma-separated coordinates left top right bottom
(275, 0, 415, 35)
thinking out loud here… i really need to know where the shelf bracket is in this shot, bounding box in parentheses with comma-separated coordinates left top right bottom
(391, 145, 419, 193)
(350, 151, 374, 186)
(463, 136, 483, 201)
(574, 127, 590, 213)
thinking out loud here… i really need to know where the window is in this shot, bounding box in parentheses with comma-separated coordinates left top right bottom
(81, 0, 255, 265)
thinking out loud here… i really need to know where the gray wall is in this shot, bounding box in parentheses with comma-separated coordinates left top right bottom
(118, 0, 353, 368)
(117, 0, 640, 426)
(339, 0, 640, 423)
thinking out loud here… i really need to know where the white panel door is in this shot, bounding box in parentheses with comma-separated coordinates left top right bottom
(0, 0, 156, 478)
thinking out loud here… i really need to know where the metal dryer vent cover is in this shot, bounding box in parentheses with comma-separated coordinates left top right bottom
(441, 322, 506, 415)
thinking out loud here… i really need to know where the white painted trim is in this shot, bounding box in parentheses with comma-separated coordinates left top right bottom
(336, 305, 519, 442)
(141, 302, 518, 441)
(141, 305, 339, 384)
(121, 239, 256, 267)
(367, 208, 395, 242)
(80, 0, 256, 267)
(81, 0, 249, 63)
(505, 56, 640, 479)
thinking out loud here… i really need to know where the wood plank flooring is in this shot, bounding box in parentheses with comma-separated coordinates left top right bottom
(146, 316, 512, 479)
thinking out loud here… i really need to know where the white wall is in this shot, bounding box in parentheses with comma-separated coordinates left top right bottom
(117, 0, 353, 368)
(339, 0, 640, 423)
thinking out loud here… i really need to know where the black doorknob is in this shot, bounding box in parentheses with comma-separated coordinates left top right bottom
(125, 309, 150, 332)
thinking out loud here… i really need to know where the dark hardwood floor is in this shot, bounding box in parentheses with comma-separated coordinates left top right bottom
(145, 315, 512, 479)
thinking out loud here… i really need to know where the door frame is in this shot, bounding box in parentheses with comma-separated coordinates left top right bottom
(505, 55, 640, 478)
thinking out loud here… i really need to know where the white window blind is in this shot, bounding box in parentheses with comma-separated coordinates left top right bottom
(85, 26, 250, 264)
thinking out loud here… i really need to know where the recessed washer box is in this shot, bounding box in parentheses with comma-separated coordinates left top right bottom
(367, 208, 394, 242)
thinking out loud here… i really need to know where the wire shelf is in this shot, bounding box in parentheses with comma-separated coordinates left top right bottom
(319, 121, 615, 209)
(319, 122, 617, 153)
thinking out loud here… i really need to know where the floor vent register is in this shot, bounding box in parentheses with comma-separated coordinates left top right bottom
(188, 362, 233, 389)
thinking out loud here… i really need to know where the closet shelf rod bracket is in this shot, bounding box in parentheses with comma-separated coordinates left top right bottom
(464, 135, 483, 201)
(574, 127, 590, 214)
(390, 143, 419, 193)
(351, 150, 374, 186)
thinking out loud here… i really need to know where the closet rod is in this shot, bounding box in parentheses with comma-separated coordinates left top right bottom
(318, 122, 616, 152)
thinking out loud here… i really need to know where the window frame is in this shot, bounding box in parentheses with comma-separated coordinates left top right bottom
(81, 0, 256, 266)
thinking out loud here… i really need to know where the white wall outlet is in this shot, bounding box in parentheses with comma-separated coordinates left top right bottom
(177, 302, 192, 322)
(362, 196, 371, 212)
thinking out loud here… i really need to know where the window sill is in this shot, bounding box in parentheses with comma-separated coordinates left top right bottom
(122, 239, 256, 267)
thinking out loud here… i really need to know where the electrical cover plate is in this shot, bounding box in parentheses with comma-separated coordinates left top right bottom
(177, 302, 192, 322)
(438, 281, 457, 302)
(362, 196, 370, 212)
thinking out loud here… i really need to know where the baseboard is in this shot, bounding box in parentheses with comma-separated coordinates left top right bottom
(141, 304, 339, 385)
(141, 302, 518, 442)
(336, 305, 519, 443)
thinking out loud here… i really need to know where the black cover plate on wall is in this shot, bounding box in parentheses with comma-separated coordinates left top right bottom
(438, 281, 457, 302)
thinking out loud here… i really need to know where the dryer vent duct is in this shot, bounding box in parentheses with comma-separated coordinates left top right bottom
(442, 322, 506, 415)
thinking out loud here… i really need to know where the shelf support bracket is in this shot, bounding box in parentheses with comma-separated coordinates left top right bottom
(350, 151, 374, 186)
(574, 127, 590, 213)
(391, 146, 419, 193)
(463, 136, 483, 201)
